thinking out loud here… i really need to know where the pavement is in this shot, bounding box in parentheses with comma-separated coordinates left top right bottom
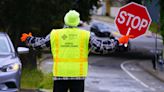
(138, 60, 164, 82)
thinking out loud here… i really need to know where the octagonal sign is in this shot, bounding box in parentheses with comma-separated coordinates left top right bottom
(115, 2, 152, 39)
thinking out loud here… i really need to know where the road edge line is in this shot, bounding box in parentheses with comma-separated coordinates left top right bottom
(121, 60, 156, 91)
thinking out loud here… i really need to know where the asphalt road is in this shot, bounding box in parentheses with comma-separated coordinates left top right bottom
(86, 53, 164, 92)
(38, 53, 164, 92)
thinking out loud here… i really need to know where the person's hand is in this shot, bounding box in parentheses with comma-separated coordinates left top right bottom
(118, 35, 133, 44)
(20, 32, 32, 42)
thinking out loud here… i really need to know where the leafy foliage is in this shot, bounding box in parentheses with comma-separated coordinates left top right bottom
(73, 0, 100, 21)
(127, 0, 142, 4)
(0, 0, 99, 45)
(149, 22, 158, 33)
(0, 0, 99, 69)
(160, 0, 164, 41)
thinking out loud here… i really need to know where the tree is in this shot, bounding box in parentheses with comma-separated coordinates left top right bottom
(0, 0, 99, 41)
(160, 0, 164, 41)
(0, 0, 99, 68)
(0, 0, 74, 68)
(127, 0, 142, 4)
(73, 0, 99, 21)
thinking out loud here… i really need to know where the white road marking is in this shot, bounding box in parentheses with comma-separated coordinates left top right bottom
(121, 60, 156, 91)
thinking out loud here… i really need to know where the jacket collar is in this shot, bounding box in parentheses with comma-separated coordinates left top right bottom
(64, 25, 77, 28)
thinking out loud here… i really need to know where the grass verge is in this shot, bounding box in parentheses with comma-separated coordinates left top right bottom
(21, 68, 53, 90)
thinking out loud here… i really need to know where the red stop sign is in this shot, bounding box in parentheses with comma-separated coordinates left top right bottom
(115, 2, 152, 38)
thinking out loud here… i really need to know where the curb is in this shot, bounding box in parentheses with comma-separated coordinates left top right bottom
(38, 89, 52, 92)
(21, 89, 51, 92)
(138, 61, 164, 82)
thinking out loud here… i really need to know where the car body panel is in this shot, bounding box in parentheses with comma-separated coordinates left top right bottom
(0, 69, 21, 91)
(0, 55, 20, 67)
(0, 32, 21, 91)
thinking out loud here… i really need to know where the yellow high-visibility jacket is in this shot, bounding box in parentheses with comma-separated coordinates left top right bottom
(50, 28, 90, 77)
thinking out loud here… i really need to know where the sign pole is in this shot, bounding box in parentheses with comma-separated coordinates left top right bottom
(126, 28, 131, 36)
(155, 25, 157, 70)
(155, 9, 161, 70)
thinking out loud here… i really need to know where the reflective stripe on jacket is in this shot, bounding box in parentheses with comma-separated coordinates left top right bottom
(50, 28, 90, 77)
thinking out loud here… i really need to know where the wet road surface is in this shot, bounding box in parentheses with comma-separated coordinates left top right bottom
(85, 54, 164, 92)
